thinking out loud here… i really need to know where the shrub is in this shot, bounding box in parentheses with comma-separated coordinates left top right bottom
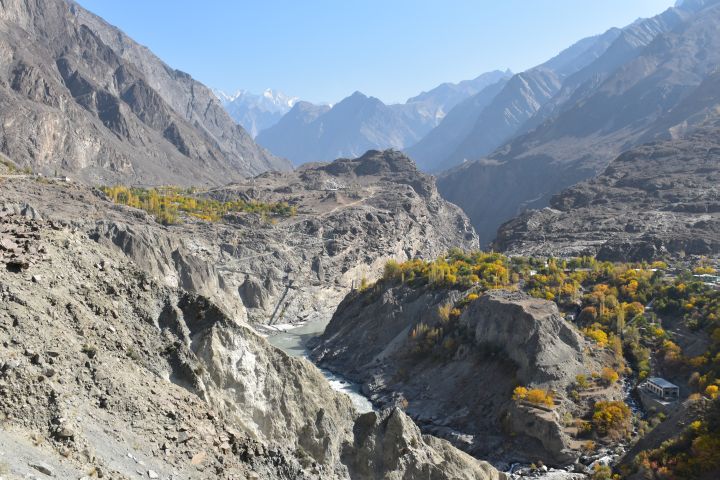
(601, 367, 619, 385)
(570, 389, 581, 402)
(706, 385, 719, 399)
(126, 347, 141, 361)
(514, 386, 554, 407)
(438, 303, 453, 322)
(576, 374, 589, 389)
(512, 386, 528, 401)
(591, 464, 612, 480)
(101, 185, 295, 225)
(578, 421, 593, 436)
(529, 389, 555, 407)
(585, 326, 609, 347)
(592, 401, 631, 438)
(383, 260, 402, 280)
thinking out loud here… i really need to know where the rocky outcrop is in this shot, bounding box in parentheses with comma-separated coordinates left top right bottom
(0, 0, 288, 185)
(310, 286, 598, 465)
(461, 291, 586, 385)
(493, 127, 720, 261)
(0, 202, 501, 479)
(343, 409, 504, 480)
(0, 205, 43, 272)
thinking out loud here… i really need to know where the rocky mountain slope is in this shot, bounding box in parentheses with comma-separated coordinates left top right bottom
(493, 126, 720, 261)
(255, 71, 510, 166)
(214, 88, 299, 138)
(1, 150, 477, 331)
(404, 77, 510, 172)
(403, 70, 512, 128)
(521, 6, 689, 136)
(0, 198, 502, 479)
(407, 28, 622, 173)
(0, 0, 288, 185)
(310, 285, 609, 466)
(438, 0, 720, 244)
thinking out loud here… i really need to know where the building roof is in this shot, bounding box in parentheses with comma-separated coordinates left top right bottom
(648, 377, 678, 389)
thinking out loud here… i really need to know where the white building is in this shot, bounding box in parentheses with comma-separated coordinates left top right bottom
(646, 377, 679, 401)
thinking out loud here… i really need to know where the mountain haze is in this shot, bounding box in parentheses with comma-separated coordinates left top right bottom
(438, 0, 720, 244)
(256, 91, 432, 165)
(404, 70, 512, 126)
(254, 71, 510, 165)
(408, 28, 625, 173)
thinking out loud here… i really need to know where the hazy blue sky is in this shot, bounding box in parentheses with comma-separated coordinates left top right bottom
(76, 0, 675, 104)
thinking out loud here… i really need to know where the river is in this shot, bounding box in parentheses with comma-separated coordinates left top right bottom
(265, 318, 374, 413)
(266, 319, 639, 479)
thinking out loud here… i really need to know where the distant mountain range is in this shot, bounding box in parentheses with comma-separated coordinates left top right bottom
(0, 0, 288, 185)
(404, 69, 513, 126)
(251, 70, 511, 165)
(214, 89, 299, 138)
(407, 28, 624, 172)
(436, 0, 720, 245)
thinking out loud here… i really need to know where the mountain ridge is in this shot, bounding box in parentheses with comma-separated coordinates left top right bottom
(0, 0, 290, 185)
(493, 125, 720, 260)
(438, 0, 720, 244)
(254, 71, 511, 165)
(406, 27, 624, 172)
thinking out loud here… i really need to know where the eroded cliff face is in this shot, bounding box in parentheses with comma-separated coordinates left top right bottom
(1, 150, 478, 328)
(310, 286, 603, 465)
(0, 198, 501, 479)
(0, 0, 288, 185)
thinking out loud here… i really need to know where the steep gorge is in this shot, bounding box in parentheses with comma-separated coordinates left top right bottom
(0, 147, 492, 477)
(1, 150, 477, 328)
(0, 199, 502, 479)
(309, 282, 612, 466)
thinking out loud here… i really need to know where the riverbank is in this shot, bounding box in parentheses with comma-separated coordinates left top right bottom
(265, 318, 374, 413)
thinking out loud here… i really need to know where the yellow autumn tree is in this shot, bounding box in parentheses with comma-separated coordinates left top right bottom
(706, 385, 719, 399)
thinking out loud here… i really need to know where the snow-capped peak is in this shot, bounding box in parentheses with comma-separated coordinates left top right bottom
(214, 87, 301, 137)
(216, 88, 298, 110)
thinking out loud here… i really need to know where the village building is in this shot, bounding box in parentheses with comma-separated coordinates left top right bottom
(645, 377, 679, 401)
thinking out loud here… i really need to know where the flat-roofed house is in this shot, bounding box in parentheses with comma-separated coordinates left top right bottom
(646, 377, 679, 401)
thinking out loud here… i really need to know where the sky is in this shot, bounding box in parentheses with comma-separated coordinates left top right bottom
(75, 0, 675, 105)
